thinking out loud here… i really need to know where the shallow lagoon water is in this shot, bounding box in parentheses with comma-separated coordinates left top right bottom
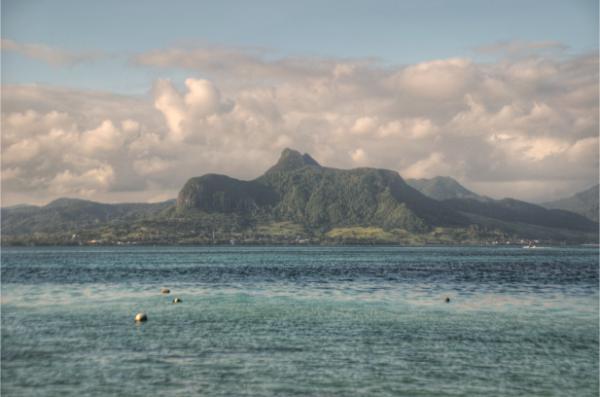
(2, 246, 598, 396)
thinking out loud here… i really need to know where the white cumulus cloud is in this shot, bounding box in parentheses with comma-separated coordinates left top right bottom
(1, 44, 598, 205)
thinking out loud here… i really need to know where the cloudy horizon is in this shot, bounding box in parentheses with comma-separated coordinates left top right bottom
(2, 0, 598, 206)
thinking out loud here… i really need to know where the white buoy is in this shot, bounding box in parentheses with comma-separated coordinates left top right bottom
(135, 312, 148, 322)
(161, 288, 170, 294)
(172, 297, 182, 304)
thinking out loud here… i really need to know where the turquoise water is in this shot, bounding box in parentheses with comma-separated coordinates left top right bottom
(1, 246, 598, 396)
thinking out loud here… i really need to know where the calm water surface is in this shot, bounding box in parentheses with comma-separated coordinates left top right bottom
(2, 246, 598, 396)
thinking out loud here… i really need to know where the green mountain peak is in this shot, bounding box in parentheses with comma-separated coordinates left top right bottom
(265, 148, 321, 174)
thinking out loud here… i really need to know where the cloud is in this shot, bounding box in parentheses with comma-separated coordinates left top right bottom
(475, 40, 569, 58)
(50, 165, 115, 197)
(2, 45, 598, 205)
(350, 148, 369, 165)
(81, 120, 124, 154)
(133, 157, 173, 176)
(184, 78, 223, 116)
(389, 58, 476, 99)
(153, 79, 186, 138)
(1, 38, 102, 66)
(378, 118, 439, 139)
(401, 152, 447, 179)
(153, 78, 231, 141)
(2, 139, 41, 164)
(135, 45, 324, 81)
(351, 117, 378, 135)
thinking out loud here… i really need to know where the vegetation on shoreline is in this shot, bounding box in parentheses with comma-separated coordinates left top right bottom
(2, 216, 595, 247)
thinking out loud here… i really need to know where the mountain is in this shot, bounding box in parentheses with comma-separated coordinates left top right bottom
(2, 149, 598, 245)
(178, 148, 467, 232)
(175, 149, 595, 240)
(406, 176, 486, 201)
(542, 185, 599, 222)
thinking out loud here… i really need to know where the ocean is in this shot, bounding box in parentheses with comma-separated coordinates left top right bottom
(1, 246, 598, 396)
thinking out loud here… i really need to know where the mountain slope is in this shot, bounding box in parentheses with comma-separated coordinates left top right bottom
(406, 176, 485, 201)
(177, 174, 278, 213)
(542, 185, 599, 222)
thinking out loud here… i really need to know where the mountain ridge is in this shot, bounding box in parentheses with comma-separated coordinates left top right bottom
(2, 148, 597, 245)
(542, 185, 599, 222)
(179, 149, 468, 231)
(406, 176, 487, 201)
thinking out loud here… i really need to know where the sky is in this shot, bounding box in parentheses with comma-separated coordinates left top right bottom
(1, 0, 598, 205)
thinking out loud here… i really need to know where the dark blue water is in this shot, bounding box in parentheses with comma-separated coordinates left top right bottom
(2, 246, 598, 396)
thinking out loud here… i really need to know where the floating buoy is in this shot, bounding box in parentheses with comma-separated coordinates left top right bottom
(135, 312, 148, 322)
(172, 297, 182, 304)
(161, 288, 170, 294)
(445, 297, 451, 303)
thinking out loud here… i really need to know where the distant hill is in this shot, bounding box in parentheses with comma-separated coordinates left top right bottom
(442, 197, 597, 233)
(542, 185, 599, 222)
(1, 203, 38, 210)
(2, 149, 598, 245)
(1, 198, 174, 235)
(406, 176, 486, 201)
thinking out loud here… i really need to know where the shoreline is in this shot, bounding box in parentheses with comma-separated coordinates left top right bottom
(2, 242, 598, 248)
